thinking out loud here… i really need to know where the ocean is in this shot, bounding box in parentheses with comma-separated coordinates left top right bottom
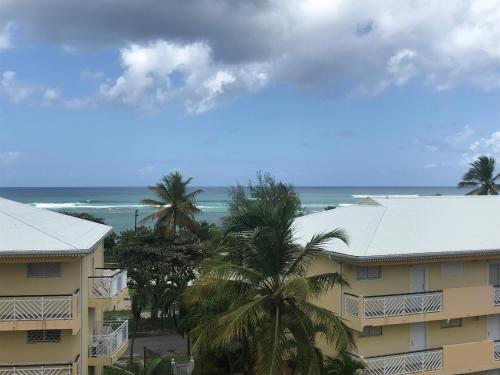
(0, 186, 465, 234)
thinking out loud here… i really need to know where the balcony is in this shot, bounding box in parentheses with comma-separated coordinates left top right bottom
(88, 320, 128, 366)
(0, 290, 80, 333)
(365, 348, 442, 375)
(0, 364, 73, 375)
(344, 284, 500, 329)
(365, 340, 500, 375)
(88, 268, 128, 308)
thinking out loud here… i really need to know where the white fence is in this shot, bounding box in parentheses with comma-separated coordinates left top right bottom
(344, 293, 359, 317)
(494, 287, 500, 306)
(495, 341, 500, 361)
(0, 295, 72, 321)
(365, 349, 443, 375)
(364, 291, 442, 319)
(170, 359, 194, 375)
(89, 269, 127, 298)
(0, 365, 72, 375)
(89, 320, 128, 358)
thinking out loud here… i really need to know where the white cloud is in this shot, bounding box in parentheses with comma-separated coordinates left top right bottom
(0, 151, 21, 165)
(464, 131, 500, 163)
(445, 125, 475, 146)
(0, 22, 14, 50)
(5, 1, 500, 111)
(98, 40, 269, 113)
(1, 71, 35, 103)
(0, 70, 61, 105)
(138, 165, 155, 176)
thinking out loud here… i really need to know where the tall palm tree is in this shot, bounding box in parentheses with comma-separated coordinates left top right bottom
(458, 155, 500, 195)
(185, 198, 354, 375)
(142, 172, 202, 237)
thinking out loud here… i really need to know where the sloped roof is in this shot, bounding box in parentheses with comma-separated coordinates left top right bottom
(293, 195, 500, 261)
(0, 197, 112, 256)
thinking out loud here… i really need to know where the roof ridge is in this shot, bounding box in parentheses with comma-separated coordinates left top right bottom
(363, 205, 387, 257)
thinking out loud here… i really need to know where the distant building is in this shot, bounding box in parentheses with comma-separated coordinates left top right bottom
(296, 195, 500, 375)
(0, 198, 128, 375)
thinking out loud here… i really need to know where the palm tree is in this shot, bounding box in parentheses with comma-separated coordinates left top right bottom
(142, 172, 202, 237)
(458, 155, 500, 195)
(324, 352, 367, 375)
(185, 196, 354, 375)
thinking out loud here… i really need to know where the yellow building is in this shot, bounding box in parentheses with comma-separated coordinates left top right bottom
(0, 198, 128, 375)
(295, 195, 500, 375)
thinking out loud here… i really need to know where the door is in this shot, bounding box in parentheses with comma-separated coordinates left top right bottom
(488, 314, 500, 341)
(410, 322, 427, 351)
(410, 265, 427, 293)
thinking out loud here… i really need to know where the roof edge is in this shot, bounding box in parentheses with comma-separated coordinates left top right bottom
(325, 248, 500, 264)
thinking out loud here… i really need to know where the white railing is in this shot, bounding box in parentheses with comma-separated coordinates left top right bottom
(0, 365, 72, 375)
(89, 269, 127, 298)
(364, 291, 442, 319)
(0, 295, 72, 321)
(365, 348, 443, 375)
(493, 287, 500, 306)
(89, 320, 128, 358)
(171, 359, 195, 375)
(344, 294, 359, 317)
(495, 341, 500, 361)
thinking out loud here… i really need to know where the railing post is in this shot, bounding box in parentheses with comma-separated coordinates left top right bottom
(41, 296, 44, 319)
(171, 358, 175, 375)
(13, 298, 16, 320)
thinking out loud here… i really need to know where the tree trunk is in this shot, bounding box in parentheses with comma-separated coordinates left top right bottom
(129, 302, 142, 363)
(187, 332, 191, 357)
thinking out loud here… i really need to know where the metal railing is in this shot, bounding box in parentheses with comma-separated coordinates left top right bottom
(365, 348, 443, 375)
(89, 268, 127, 299)
(494, 287, 500, 306)
(495, 341, 500, 361)
(0, 365, 72, 375)
(364, 291, 442, 319)
(170, 359, 195, 375)
(344, 293, 359, 317)
(89, 320, 128, 358)
(0, 295, 72, 321)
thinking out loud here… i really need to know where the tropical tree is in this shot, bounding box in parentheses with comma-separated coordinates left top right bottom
(458, 155, 500, 195)
(186, 179, 354, 375)
(323, 352, 367, 375)
(142, 171, 203, 237)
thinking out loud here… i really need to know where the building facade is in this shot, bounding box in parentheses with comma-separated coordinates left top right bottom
(0, 198, 128, 375)
(295, 196, 500, 375)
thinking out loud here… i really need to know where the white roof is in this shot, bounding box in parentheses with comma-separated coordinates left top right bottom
(294, 195, 500, 261)
(0, 197, 112, 256)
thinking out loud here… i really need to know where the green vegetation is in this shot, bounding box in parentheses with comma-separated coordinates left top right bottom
(141, 171, 203, 237)
(104, 171, 361, 374)
(458, 155, 500, 195)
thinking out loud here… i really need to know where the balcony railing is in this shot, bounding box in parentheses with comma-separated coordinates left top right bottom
(495, 341, 500, 361)
(0, 365, 72, 375)
(494, 287, 500, 306)
(89, 268, 127, 299)
(89, 320, 128, 358)
(365, 348, 443, 375)
(0, 295, 73, 321)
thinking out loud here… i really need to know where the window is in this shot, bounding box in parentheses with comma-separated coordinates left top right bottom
(440, 318, 462, 328)
(27, 330, 61, 343)
(356, 266, 382, 280)
(441, 262, 464, 277)
(360, 326, 382, 337)
(27, 263, 61, 278)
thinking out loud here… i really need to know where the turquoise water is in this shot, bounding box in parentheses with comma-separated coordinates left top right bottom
(0, 186, 465, 233)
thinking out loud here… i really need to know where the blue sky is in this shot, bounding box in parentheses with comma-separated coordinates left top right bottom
(1, 1, 500, 187)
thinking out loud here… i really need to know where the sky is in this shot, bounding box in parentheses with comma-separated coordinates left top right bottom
(1, 1, 500, 187)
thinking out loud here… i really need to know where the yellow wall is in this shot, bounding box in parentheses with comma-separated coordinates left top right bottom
(0, 241, 107, 375)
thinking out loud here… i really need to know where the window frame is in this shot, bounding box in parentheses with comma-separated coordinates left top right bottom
(440, 318, 462, 329)
(27, 330, 61, 343)
(27, 262, 62, 278)
(359, 326, 383, 337)
(356, 266, 382, 281)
